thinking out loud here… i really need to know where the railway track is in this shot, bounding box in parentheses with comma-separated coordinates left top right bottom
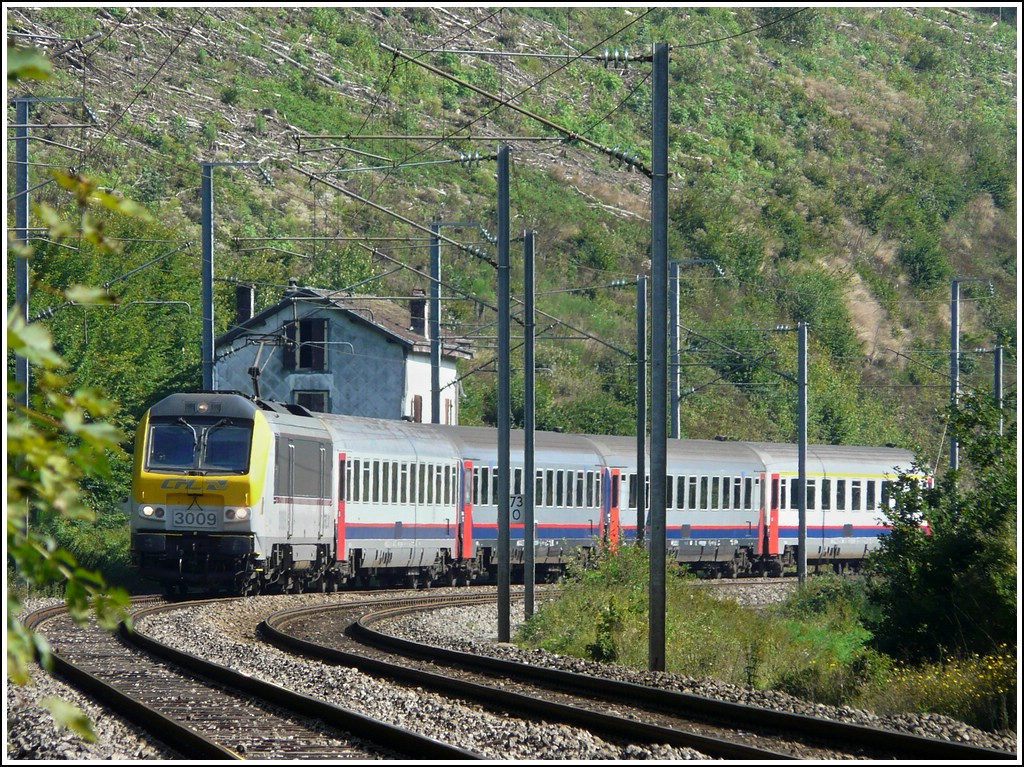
(260, 592, 1017, 761)
(25, 598, 479, 760)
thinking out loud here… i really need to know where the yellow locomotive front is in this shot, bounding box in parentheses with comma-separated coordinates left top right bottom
(130, 393, 272, 594)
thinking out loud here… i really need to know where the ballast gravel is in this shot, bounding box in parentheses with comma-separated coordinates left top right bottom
(8, 585, 1017, 759)
(136, 595, 706, 760)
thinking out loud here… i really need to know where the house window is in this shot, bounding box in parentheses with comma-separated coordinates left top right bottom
(295, 390, 329, 413)
(285, 318, 328, 371)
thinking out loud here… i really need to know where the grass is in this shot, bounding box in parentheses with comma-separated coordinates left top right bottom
(516, 547, 1017, 732)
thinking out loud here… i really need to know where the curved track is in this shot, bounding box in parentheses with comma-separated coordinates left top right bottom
(26, 599, 479, 760)
(262, 592, 1016, 761)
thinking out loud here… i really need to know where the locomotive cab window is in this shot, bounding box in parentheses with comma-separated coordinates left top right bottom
(147, 416, 252, 474)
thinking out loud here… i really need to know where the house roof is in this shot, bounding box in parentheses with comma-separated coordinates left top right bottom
(216, 286, 473, 360)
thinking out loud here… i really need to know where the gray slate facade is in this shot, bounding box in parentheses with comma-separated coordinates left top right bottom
(214, 285, 471, 423)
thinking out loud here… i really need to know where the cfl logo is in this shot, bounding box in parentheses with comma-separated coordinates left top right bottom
(160, 479, 229, 491)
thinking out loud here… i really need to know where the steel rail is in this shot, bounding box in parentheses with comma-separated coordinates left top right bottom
(125, 601, 482, 760)
(262, 598, 794, 760)
(268, 595, 1017, 762)
(24, 602, 237, 760)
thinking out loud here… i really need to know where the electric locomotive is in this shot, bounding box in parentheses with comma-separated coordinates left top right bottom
(130, 391, 919, 594)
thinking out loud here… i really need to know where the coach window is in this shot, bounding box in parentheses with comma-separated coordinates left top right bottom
(491, 470, 499, 506)
(806, 479, 816, 510)
(836, 479, 846, 510)
(665, 476, 674, 510)
(400, 463, 409, 504)
(744, 478, 753, 509)
(586, 472, 594, 507)
(821, 479, 831, 510)
(381, 461, 391, 504)
(866, 480, 876, 511)
(779, 479, 788, 509)
(851, 480, 862, 511)
(372, 460, 380, 503)
(361, 461, 371, 503)
(575, 471, 584, 507)
(351, 459, 362, 504)
(881, 480, 892, 509)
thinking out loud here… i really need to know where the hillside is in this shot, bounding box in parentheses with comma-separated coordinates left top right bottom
(6, 6, 1018, 478)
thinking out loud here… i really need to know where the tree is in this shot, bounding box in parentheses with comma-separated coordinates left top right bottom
(6, 44, 138, 739)
(865, 394, 1017, 662)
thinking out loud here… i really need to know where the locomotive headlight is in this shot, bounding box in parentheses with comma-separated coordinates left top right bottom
(140, 505, 165, 519)
(225, 507, 250, 521)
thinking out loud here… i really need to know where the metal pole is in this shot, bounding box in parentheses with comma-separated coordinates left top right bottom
(950, 280, 960, 472)
(201, 163, 215, 391)
(14, 99, 30, 408)
(524, 230, 536, 617)
(994, 345, 1003, 436)
(430, 222, 442, 424)
(670, 261, 680, 440)
(636, 275, 647, 546)
(649, 42, 669, 673)
(797, 322, 808, 587)
(497, 145, 511, 642)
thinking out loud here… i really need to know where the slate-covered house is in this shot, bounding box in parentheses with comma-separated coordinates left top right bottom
(214, 283, 472, 423)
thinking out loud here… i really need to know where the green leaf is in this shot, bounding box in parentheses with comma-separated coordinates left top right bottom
(65, 285, 118, 306)
(6, 309, 65, 369)
(42, 698, 97, 743)
(7, 46, 53, 83)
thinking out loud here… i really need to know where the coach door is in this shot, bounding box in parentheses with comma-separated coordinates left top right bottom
(457, 461, 474, 561)
(758, 472, 780, 557)
(602, 468, 621, 548)
(337, 453, 347, 562)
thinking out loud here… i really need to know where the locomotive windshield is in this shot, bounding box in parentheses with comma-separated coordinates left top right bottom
(147, 416, 252, 474)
